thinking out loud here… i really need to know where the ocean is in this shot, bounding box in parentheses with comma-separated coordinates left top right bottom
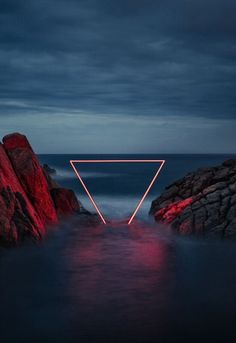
(39, 153, 236, 222)
(0, 154, 236, 342)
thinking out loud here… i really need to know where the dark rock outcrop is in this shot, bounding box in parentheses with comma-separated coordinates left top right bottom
(43, 164, 60, 190)
(51, 188, 81, 217)
(43, 164, 56, 175)
(0, 132, 86, 245)
(150, 159, 236, 238)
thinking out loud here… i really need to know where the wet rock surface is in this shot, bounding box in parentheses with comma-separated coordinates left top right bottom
(0, 133, 90, 245)
(150, 159, 236, 237)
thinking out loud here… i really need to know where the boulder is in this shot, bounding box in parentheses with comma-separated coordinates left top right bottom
(150, 159, 236, 237)
(0, 143, 44, 244)
(43, 165, 59, 190)
(0, 132, 89, 245)
(43, 163, 56, 175)
(51, 188, 81, 217)
(3, 133, 58, 226)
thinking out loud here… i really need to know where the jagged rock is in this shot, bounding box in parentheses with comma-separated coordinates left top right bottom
(3, 133, 58, 226)
(0, 143, 44, 244)
(51, 188, 81, 217)
(150, 159, 236, 238)
(43, 165, 59, 190)
(0, 132, 91, 245)
(43, 164, 56, 175)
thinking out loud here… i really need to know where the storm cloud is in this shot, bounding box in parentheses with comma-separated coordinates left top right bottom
(0, 0, 236, 152)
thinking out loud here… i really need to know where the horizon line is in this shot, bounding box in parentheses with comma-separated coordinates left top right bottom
(37, 152, 236, 155)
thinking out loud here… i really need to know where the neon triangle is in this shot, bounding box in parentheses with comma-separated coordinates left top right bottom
(70, 159, 165, 225)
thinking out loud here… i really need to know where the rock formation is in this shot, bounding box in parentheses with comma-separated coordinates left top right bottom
(0, 133, 83, 245)
(150, 159, 236, 237)
(3, 133, 58, 226)
(51, 188, 81, 218)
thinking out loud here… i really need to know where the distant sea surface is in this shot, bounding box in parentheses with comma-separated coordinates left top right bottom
(39, 153, 236, 221)
(0, 154, 236, 342)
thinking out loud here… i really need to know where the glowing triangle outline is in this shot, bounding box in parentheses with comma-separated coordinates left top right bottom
(70, 159, 165, 224)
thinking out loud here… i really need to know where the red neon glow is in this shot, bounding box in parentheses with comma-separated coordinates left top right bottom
(70, 159, 165, 225)
(154, 197, 193, 224)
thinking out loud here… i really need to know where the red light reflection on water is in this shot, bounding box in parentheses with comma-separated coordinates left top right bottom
(65, 220, 174, 335)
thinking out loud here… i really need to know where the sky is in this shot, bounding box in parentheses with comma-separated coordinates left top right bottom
(0, 0, 236, 153)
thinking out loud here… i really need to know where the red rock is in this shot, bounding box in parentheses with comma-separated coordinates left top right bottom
(3, 133, 58, 226)
(3, 133, 33, 150)
(50, 188, 81, 217)
(0, 143, 44, 244)
(0, 132, 91, 245)
(154, 197, 193, 224)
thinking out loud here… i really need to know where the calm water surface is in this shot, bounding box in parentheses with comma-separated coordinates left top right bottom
(0, 154, 236, 342)
(1, 220, 236, 342)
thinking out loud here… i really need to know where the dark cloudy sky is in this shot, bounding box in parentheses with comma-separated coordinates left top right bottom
(0, 0, 236, 153)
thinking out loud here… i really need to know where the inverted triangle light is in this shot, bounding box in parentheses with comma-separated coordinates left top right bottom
(70, 159, 165, 224)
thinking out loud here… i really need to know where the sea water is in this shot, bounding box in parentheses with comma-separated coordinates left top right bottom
(0, 154, 236, 342)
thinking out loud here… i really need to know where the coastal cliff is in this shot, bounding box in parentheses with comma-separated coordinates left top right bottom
(0, 133, 83, 245)
(150, 159, 236, 237)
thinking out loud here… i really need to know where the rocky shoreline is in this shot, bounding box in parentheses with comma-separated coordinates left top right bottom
(0, 132, 92, 246)
(150, 159, 236, 237)
(2, 134, 235, 244)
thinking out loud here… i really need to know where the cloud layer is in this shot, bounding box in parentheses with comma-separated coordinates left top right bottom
(0, 0, 236, 152)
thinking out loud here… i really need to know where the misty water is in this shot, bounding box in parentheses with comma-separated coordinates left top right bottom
(0, 154, 236, 342)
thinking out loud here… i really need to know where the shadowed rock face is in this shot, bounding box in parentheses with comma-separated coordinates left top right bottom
(150, 159, 236, 238)
(51, 188, 82, 218)
(0, 133, 84, 245)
